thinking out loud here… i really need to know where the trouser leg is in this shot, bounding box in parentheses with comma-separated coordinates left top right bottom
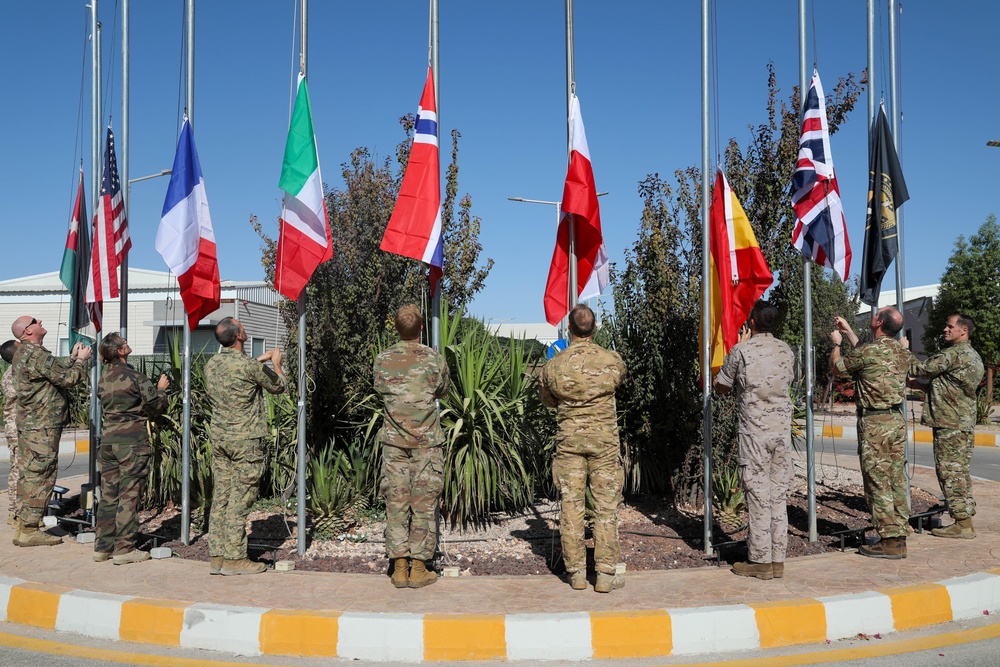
(382, 444, 413, 559)
(553, 449, 588, 574)
(934, 428, 976, 520)
(113, 443, 151, 553)
(18, 427, 61, 527)
(588, 445, 623, 576)
(95, 445, 120, 553)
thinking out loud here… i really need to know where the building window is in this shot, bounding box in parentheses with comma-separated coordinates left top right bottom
(251, 337, 265, 358)
(58, 337, 70, 357)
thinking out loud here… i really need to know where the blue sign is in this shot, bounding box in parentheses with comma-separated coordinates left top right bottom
(546, 339, 568, 359)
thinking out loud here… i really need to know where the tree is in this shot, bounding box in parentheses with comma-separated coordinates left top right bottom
(924, 214, 1000, 408)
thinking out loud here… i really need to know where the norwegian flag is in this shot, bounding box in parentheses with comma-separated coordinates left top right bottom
(380, 67, 443, 294)
(791, 69, 851, 281)
(85, 126, 131, 330)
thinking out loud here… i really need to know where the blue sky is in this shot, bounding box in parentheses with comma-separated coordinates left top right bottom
(3, 1, 998, 324)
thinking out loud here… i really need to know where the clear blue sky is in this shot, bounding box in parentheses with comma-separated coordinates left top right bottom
(3, 1, 997, 324)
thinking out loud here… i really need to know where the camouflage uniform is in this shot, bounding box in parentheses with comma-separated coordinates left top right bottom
(3, 367, 19, 521)
(12, 342, 89, 527)
(835, 337, 912, 538)
(910, 341, 984, 520)
(716, 333, 795, 564)
(95, 362, 168, 555)
(374, 340, 450, 561)
(204, 348, 287, 560)
(540, 339, 626, 577)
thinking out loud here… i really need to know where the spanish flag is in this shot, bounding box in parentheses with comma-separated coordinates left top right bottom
(706, 169, 773, 376)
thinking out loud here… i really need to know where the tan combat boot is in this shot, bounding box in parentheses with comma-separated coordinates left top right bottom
(15, 525, 63, 547)
(210, 556, 224, 575)
(220, 558, 266, 576)
(568, 571, 587, 591)
(731, 561, 774, 580)
(595, 572, 625, 593)
(391, 558, 410, 588)
(113, 549, 151, 565)
(932, 517, 976, 539)
(11, 519, 21, 544)
(93, 551, 112, 562)
(772, 562, 784, 578)
(859, 537, 906, 559)
(407, 559, 437, 588)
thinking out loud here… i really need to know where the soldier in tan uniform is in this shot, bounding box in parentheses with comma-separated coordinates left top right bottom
(204, 317, 286, 575)
(715, 301, 795, 580)
(374, 304, 450, 589)
(830, 307, 913, 559)
(540, 304, 626, 593)
(2, 340, 21, 527)
(909, 313, 984, 539)
(10, 316, 91, 547)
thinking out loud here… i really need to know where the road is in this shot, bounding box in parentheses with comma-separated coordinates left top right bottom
(0, 455, 91, 492)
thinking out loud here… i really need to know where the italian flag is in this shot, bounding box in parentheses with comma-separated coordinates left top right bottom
(275, 74, 332, 300)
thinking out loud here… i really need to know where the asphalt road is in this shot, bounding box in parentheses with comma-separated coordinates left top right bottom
(0, 455, 91, 492)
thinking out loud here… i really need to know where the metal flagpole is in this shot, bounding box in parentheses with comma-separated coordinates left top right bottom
(296, 0, 309, 555)
(700, 0, 713, 555)
(888, 0, 911, 510)
(799, 0, 817, 542)
(565, 0, 577, 315)
(120, 0, 129, 339)
(89, 1, 102, 519)
(181, 0, 195, 546)
(430, 0, 441, 351)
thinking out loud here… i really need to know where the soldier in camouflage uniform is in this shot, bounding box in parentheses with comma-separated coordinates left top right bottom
(374, 304, 450, 589)
(95, 333, 170, 565)
(909, 313, 984, 539)
(204, 317, 286, 576)
(540, 304, 626, 593)
(2, 340, 21, 526)
(830, 307, 913, 559)
(10, 316, 91, 547)
(715, 301, 795, 581)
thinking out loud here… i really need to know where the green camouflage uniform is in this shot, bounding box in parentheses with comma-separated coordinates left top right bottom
(716, 333, 795, 564)
(3, 367, 19, 521)
(96, 362, 168, 554)
(540, 339, 626, 577)
(12, 342, 89, 527)
(374, 340, 450, 561)
(910, 340, 984, 520)
(835, 336, 913, 538)
(204, 348, 287, 560)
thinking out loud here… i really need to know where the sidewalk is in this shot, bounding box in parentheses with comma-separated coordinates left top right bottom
(1, 458, 1000, 661)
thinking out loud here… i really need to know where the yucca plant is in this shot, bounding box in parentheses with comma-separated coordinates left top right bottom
(307, 441, 367, 537)
(711, 463, 746, 532)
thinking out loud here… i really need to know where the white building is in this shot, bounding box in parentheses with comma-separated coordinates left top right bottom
(0, 268, 285, 356)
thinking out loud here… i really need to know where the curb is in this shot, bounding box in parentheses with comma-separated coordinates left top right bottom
(813, 425, 1000, 448)
(3, 570, 1000, 661)
(0, 438, 89, 462)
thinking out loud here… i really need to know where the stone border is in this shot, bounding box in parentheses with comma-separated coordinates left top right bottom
(814, 425, 1000, 447)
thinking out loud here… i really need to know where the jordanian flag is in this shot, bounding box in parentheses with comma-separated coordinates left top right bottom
(275, 74, 332, 300)
(59, 167, 94, 345)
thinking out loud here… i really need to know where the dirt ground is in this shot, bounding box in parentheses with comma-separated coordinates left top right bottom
(149, 460, 941, 577)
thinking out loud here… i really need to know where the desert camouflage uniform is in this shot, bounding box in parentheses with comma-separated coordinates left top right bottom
(910, 340, 984, 520)
(96, 362, 168, 555)
(204, 348, 287, 560)
(12, 342, 89, 527)
(716, 333, 795, 564)
(3, 367, 19, 521)
(374, 340, 450, 561)
(836, 336, 913, 538)
(540, 339, 626, 577)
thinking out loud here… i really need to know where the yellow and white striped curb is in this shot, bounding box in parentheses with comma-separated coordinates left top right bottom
(813, 424, 1000, 447)
(3, 570, 1000, 661)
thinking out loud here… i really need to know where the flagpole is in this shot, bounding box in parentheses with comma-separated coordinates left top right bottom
(120, 0, 129, 340)
(565, 0, 577, 315)
(700, 0, 713, 556)
(799, 0, 817, 543)
(180, 0, 195, 546)
(429, 0, 441, 351)
(295, 0, 309, 556)
(89, 1, 102, 522)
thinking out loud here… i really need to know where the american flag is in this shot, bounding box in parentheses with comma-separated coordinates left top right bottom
(790, 68, 851, 281)
(86, 126, 131, 330)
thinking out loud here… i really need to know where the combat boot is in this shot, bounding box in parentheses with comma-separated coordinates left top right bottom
(113, 549, 151, 565)
(220, 558, 266, 576)
(407, 559, 437, 588)
(595, 572, 625, 593)
(11, 519, 21, 544)
(568, 571, 587, 591)
(772, 562, 784, 579)
(210, 556, 224, 575)
(731, 561, 774, 580)
(932, 518, 976, 539)
(859, 537, 906, 559)
(93, 551, 112, 562)
(391, 558, 410, 588)
(15, 525, 63, 547)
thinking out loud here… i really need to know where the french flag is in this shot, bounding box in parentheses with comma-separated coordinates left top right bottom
(543, 95, 608, 325)
(156, 118, 221, 329)
(380, 67, 443, 294)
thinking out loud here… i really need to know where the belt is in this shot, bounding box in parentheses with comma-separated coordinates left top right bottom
(858, 404, 903, 416)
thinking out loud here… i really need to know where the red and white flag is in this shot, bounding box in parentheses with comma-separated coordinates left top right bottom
(543, 95, 607, 325)
(85, 126, 131, 331)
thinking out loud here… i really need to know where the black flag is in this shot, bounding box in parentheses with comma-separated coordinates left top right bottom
(859, 105, 909, 307)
